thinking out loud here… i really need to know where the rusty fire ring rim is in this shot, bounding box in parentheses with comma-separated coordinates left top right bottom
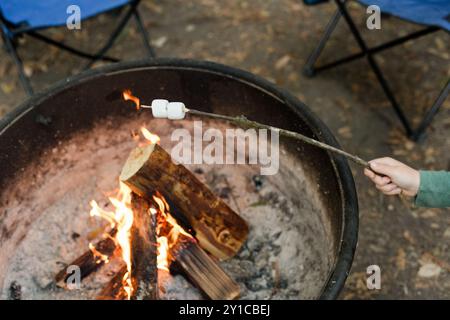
(0, 58, 359, 300)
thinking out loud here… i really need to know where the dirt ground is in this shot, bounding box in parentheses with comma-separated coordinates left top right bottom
(0, 0, 449, 299)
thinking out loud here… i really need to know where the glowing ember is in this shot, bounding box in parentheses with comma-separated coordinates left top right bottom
(123, 89, 140, 110)
(89, 243, 110, 264)
(89, 182, 134, 299)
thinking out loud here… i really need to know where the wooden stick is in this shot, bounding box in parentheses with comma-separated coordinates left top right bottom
(96, 266, 127, 300)
(171, 236, 240, 300)
(130, 193, 158, 300)
(120, 143, 249, 260)
(186, 109, 369, 167)
(55, 228, 117, 288)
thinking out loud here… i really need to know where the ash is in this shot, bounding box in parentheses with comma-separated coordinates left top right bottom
(0, 115, 334, 300)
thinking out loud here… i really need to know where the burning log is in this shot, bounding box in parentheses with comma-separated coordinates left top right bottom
(120, 143, 249, 260)
(130, 193, 158, 300)
(171, 236, 240, 300)
(96, 266, 128, 300)
(55, 228, 117, 288)
(95, 194, 158, 300)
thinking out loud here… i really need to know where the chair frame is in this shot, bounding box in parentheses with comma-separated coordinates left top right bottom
(304, 0, 450, 141)
(0, 0, 155, 96)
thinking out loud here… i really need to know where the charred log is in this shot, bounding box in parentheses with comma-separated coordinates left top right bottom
(130, 193, 158, 300)
(55, 228, 117, 288)
(96, 266, 128, 300)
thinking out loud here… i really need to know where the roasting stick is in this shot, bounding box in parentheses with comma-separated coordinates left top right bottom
(139, 102, 369, 167)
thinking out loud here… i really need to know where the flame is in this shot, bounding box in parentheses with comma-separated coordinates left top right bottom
(140, 127, 160, 145)
(89, 182, 134, 299)
(88, 162, 193, 298)
(123, 89, 140, 110)
(89, 200, 115, 227)
(153, 192, 193, 271)
(157, 236, 170, 271)
(88, 186, 193, 297)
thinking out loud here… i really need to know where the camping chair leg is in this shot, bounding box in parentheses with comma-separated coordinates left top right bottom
(27, 31, 119, 63)
(303, 8, 341, 77)
(313, 26, 438, 73)
(334, 0, 413, 136)
(133, 7, 155, 58)
(84, 2, 137, 70)
(0, 27, 33, 95)
(411, 79, 450, 141)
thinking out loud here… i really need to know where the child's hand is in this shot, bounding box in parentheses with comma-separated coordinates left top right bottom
(364, 157, 420, 197)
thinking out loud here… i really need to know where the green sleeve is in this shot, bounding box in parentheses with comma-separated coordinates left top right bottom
(415, 170, 450, 208)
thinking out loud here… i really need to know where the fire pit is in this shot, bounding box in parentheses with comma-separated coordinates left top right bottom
(0, 59, 358, 300)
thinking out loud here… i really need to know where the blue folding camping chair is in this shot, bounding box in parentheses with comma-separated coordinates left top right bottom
(0, 0, 155, 96)
(303, 0, 450, 140)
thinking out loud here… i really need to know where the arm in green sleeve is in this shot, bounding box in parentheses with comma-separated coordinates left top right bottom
(415, 170, 450, 208)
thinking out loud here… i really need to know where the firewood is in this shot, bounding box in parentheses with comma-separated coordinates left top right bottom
(171, 236, 240, 300)
(120, 143, 249, 260)
(96, 266, 127, 300)
(130, 193, 158, 300)
(55, 228, 117, 288)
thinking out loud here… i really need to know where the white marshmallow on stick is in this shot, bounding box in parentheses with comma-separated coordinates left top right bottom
(143, 99, 187, 120)
(151, 99, 169, 118)
(140, 98, 369, 167)
(167, 102, 186, 120)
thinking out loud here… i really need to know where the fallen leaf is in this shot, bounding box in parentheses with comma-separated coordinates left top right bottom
(430, 223, 440, 229)
(424, 147, 437, 164)
(338, 126, 352, 139)
(24, 64, 33, 77)
(418, 263, 441, 278)
(396, 248, 406, 271)
(335, 98, 351, 110)
(403, 230, 415, 244)
(0, 83, 14, 94)
(185, 24, 196, 32)
(289, 3, 302, 12)
(404, 140, 415, 151)
(435, 37, 446, 50)
(444, 227, 450, 238)
(275, 55, 291, 70)
(419, 209, 437, 219)
(152, 36, 168, 48)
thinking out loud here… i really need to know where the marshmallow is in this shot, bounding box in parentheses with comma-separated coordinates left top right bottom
(167, 102, 186, 120)
(151, 99, 169, 118)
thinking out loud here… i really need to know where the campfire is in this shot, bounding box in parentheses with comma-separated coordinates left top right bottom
(54, 91, 247, 300)
(0, 61, 358, 300)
